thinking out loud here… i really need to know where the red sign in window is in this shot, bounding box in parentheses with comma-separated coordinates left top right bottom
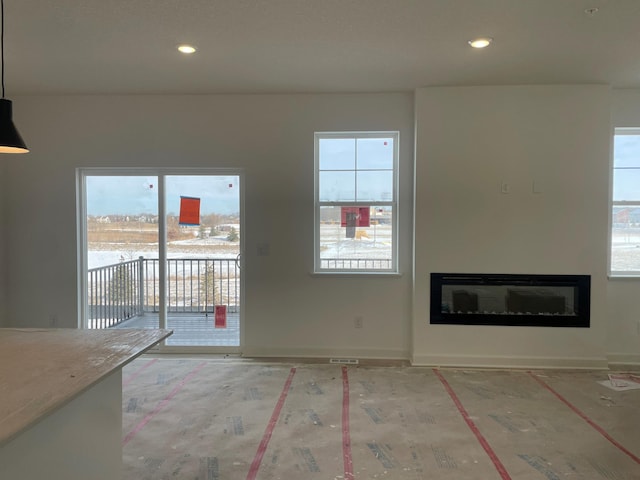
(214, 305, 227, 329)
(340, 207, 370, 227)
(179, 196, 200, 225)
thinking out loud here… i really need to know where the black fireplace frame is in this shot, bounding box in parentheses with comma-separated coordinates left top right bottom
(430, 273, 591, 327)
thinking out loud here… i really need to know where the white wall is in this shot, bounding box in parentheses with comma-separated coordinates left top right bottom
(607, 89, 640, 366)
(0, 162, 6, 327)
(413, 85, 612, 368)
(4, 87, 635, 368)
(3, 94, 414, 359)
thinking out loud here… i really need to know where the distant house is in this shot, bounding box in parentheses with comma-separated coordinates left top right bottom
(218, 224, 240, 232)
(613, 207, 640, 226)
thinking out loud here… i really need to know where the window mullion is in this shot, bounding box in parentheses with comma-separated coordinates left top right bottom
(354, 139, 358, 203)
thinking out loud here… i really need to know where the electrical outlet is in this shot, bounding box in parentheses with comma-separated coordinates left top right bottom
(354, 316, 364, 328)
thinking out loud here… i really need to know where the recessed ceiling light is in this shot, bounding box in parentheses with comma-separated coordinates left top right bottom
(177, 45, 196, 54)
(468, 37, 493, 49)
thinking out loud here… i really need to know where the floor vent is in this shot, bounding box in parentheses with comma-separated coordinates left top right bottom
(329, 358, 359, 365)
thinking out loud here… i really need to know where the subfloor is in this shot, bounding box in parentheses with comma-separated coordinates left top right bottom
(121, 358, 640, 479)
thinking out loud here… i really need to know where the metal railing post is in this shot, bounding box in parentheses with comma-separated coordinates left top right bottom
(138, 256, 145, 315)
(204, 259, 209, 317)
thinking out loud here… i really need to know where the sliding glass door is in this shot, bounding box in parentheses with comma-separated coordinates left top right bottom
(79, 169, 243, 351)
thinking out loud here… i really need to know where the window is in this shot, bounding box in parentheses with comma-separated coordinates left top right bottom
(314, 132, 398, 273)
(611, 128, 640, 274)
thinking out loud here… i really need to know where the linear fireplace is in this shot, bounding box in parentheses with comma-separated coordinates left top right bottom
(430, 273, 590, 327)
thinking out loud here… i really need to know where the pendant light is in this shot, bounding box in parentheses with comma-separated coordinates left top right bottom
(0, 0, 27, 154)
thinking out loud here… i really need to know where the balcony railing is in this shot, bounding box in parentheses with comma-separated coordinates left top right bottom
(87, 256, 240, 329)
(319, 258, 393, 270)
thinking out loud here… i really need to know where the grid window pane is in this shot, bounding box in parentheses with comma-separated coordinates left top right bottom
(614, 135, 640, 168)
(356, 170, 394, 201)
(319, 138, 356, 170)
(356, 138, 394, 170)
(613, 168, 640, 201)
(319, 206, 393, 270)
(319, 171, 356, 201)
(611, 205, 640, 272)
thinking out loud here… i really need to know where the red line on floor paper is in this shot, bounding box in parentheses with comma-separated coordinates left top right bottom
(528, 372, 640, 465)
(434, 369, 512, 480)
(123, 358, 158, 388)
(246, 367, 297, 480)
(122, 361, 206, 446)
(342, 366, 354, 480)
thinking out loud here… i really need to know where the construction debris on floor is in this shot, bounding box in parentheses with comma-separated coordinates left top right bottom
(121, 358, 640, 479)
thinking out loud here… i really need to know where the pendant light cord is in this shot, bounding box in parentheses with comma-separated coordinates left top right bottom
(1, 0, 5, 99)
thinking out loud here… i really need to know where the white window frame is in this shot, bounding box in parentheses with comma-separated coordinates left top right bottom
(314, 131, 399, 274)
(610, 127, 640, 276)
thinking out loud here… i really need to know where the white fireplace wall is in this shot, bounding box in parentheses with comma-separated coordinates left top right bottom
(413, 85, 611, 368)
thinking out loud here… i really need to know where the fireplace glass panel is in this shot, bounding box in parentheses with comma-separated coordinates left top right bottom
(431, 274, 590, 327)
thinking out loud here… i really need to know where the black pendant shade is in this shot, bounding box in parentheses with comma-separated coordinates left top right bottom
(0, 98, 27, 153)
(0, 0, 28, 154)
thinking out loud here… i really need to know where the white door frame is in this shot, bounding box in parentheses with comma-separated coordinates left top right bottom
(76, 167, 245, 353)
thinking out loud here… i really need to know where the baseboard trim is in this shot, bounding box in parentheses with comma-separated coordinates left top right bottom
(152, 348, 637, 370)
(607, 353, 640, 370)
(242, 346, 408, 362)
(411, 354, 609, 370)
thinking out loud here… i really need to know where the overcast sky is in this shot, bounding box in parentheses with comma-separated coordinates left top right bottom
(614, 134, 640, 201)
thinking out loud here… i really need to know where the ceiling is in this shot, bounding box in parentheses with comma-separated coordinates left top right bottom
(5, 0, 640, 95)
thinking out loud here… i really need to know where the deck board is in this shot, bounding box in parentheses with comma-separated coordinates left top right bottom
(112, 313, 239, 346)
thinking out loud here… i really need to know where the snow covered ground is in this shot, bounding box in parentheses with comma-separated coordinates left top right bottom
(88, 224, 395, 269)
(88, 236, 239, 269)
(319, 224, 393, 260)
